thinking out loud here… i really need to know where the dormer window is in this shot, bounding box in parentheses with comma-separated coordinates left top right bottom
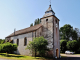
(46, 19, 48, 22)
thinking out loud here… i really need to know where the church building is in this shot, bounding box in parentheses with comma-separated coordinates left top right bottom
(6, 5, 60, 58)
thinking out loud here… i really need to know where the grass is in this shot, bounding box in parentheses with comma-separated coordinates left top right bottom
(0, 53, 53, 60)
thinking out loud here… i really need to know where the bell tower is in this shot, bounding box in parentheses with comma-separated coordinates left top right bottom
(41, 5, 60, 58)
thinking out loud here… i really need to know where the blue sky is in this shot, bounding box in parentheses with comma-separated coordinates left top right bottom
(0, 0, 80, 39)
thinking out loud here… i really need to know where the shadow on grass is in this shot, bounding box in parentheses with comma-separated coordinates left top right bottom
(0, 53, 24, 58)
(33, 57, 53, 60)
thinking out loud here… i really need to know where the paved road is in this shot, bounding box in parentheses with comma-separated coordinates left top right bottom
(61, 54, 80, 57)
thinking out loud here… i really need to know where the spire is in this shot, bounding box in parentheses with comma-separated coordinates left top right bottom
(42, 5, 55, 18)
(50, 0, 51, 6)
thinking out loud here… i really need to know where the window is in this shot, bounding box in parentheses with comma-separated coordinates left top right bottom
(24, 37, 27, 46)
(46, 19, 48, 22)
(17, 39, 19, 46)
(46, 19, 48, 30)
(56, 20, 57, 23)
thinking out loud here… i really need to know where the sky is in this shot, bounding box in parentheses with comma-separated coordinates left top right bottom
(0, 0, 80, 39)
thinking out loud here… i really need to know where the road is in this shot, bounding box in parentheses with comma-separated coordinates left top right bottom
(61, 54, 80, 57)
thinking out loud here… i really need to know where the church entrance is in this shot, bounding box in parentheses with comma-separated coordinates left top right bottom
(56, 49, 59, 57)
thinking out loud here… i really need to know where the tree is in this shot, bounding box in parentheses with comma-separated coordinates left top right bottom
(0, 39, 5, 44)
(30, 18, 41, 27)
(66, 40, 78, 53)
(30, 23, 33, 27)
(71, 30, 78, 40)
(34, 19, 37, 25)
(60, 40, 67, 53)
(60, 24, 78, 40)
(26, 36, 48, 57)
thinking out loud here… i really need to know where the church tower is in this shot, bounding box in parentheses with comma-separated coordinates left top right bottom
(41, 5, 60, 58)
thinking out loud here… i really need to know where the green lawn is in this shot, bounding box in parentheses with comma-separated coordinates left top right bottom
(0, 53, 53, 60)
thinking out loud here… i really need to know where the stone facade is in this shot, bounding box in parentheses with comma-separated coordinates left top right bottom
(6, 5, 60, 58)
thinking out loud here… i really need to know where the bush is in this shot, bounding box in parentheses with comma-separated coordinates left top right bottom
(66, 40, 78, 53)
(0, 42, 17, 53)
(60, 40, 67, 53)
(26, 36, 48, 57)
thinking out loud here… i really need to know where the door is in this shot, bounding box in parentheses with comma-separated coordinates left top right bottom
(56, 49, 59, 57)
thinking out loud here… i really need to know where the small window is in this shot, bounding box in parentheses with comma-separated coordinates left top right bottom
(46, 19, 48, 22)
(17, 39, 19, 46)
(24, 37, 27, 46)
(56, 20, 57, 23)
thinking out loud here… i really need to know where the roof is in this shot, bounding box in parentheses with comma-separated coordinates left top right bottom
(6, 24, 42, 38)
(43, 5, 55, 18)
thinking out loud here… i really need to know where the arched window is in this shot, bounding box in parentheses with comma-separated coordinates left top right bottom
(17, 39, 19, 46)
(24, 37, 27, 46)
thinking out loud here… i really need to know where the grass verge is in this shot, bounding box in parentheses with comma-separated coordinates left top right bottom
(0, 53, 53, 60)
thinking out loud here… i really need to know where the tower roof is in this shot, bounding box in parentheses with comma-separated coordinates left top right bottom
(43, 5, 55, 18)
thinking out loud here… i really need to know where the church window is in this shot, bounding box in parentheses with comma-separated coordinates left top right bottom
(56, 20, 57, 23)
(17, 39, 19, 46)
(46, 19, 48, 22)
(46, 19, 48, 30)
(24, 37, 27, 46)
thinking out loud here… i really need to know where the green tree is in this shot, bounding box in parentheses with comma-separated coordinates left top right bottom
(71, 30, 78, 40)
(34, 18, 41, 26)
(0, 39, 5, 44)
(26, 36, 48, 57)
(60, 40, 67, 53)
(66, 40, 78, 53)
(60, 24, 78, 40)
(30, 23, 33, 27)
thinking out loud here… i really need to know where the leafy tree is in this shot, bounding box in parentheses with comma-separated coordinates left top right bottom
(0, 39, 5, 44)
(60, 24, 78, 40)
(30, 18, 41, 27)
(66, 40, 78, 53)
(30, 23, 33, 27)
(26, 36, 48, 57)
(34, 19, 37, 25)
(71, 30, 78, 40)
(60, 40, 67, 53)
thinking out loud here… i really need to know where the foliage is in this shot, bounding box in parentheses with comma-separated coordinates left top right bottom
(0, 42, 17, 53)
(30, 18, 41, 27)
(26, 36, 48, 57)
(60, 40, 67, 53)
(0, 39, 5, 44)
(66, 40, 78, 52)
(71, 30, 78, 40)
(30, 23, 33, 27)
(60, 24, 78, 40)
(34, 18, 41, 25)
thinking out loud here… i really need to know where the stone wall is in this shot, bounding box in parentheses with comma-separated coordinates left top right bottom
(41, 16, 53, 50)
(10, 27, 42, 56)
(11, 32, 33, 56)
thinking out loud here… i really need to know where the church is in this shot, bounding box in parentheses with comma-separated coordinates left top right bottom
(5, 4, 60, 58)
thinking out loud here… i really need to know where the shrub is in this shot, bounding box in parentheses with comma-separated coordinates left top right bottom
(0, 42, 17, 53)
(66, 40, 78, 53)
(26, 36, 48, 57)
(60, 40, 67, 53)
